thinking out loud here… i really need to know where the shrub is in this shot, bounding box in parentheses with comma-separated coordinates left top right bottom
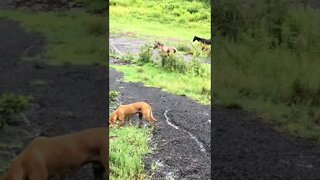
(0, 93, 31, 129)
(176, 44, 192, 52)
(138, 44, 152, 64)
(160, 54, 188, 74)
(188, 58, 210, 77)
(109, 91, 120, 102)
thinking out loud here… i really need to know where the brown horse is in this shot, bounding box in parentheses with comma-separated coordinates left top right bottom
(153, 41, 177, 55)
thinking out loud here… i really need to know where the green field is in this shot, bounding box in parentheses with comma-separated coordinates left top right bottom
(110, 0, 210, 41)
(213, 0, 320, 142)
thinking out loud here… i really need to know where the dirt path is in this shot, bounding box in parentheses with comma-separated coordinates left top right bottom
(109, 64, 211, 179)
(0, 18, 107, 179)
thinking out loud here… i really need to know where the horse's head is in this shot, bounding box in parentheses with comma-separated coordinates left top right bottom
(153, 41, 161, 49)
(193, 36, 198, 42)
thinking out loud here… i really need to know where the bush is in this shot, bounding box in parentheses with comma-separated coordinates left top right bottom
(188, 58, 210, 77)
(176, 44, 192, 52)
(0, 93, 31, 129)
(109, 91, 120, 102)
(138, 44, 152, 64)
(160, 54, 188, 74)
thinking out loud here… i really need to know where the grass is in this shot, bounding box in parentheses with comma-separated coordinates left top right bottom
(109, 126, 152, 180)
(109, 0, 210, 41)
(0, 10, 107, 65)
(110, 0, 211, 105)
(111, 63, 211, 105)
(213, 3, 320, 142)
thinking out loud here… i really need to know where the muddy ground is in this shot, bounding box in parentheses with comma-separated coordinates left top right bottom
(0, 17, 107, 179)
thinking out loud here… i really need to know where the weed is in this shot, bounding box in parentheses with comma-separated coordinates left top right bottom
(0, 93, 31, 129)
(109, 91, 120, 102)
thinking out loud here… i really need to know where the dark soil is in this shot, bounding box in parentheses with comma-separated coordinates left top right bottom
(109, 66, 211, 179)
(213, 106, 320, 179)
(0, 18, 107, 179)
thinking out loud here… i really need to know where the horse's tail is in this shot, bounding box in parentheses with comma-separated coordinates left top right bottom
(173, 47, 177, 53)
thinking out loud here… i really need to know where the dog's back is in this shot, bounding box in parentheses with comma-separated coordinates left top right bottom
(2, 128, 108, 179)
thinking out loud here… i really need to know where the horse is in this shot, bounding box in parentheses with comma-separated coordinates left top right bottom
(153, 41, 177, 55)
(193, 36, 211, 45)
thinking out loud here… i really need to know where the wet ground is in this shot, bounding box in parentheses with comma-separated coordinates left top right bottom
(0, 18, 107, 179)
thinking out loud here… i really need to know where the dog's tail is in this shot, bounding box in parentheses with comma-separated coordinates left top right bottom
(149, 107, 157, 121)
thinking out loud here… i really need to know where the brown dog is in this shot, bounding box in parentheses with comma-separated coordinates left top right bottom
(109, 102, 157, 128)
(2, 127, 108, 180)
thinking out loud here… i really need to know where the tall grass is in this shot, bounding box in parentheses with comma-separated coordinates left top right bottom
(213, 0, 320, 141)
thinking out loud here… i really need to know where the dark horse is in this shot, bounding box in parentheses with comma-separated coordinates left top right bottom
(193, 36, 211, 45)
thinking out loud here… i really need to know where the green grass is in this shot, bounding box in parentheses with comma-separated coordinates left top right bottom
(109, 126, 152, 180)
(214, 3, 320, 142)
(0, 10, 107, 65)
(109, 0, 210, 41)
(111, 63, 211, 105)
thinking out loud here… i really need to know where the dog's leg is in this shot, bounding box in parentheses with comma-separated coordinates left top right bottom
(93, 162, 105, 180)
(138, 113, 143, 128)
(127, 116, 132, 126)
(142, 109, 156, 129)
(118, 114, 125, 127)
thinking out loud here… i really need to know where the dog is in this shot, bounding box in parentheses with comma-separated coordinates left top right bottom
(1, 127, 108, 180)
(109, 102, 157, 128)
(153, 41, 177, 56)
